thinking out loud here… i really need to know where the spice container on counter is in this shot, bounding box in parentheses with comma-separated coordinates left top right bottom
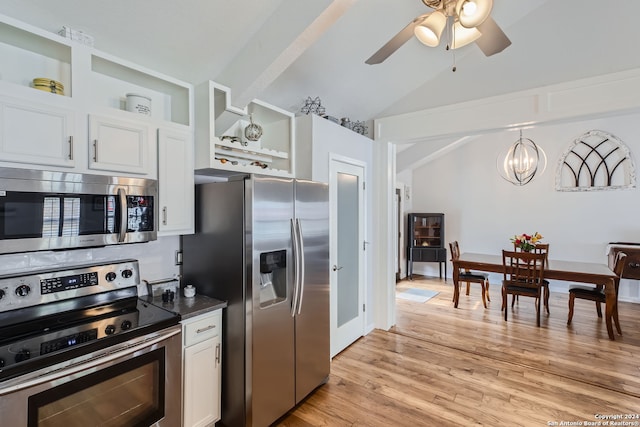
(183, 284, 196, 298)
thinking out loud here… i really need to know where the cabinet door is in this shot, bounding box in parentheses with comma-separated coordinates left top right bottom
(420, 248, 446, 262)
(88, 114, 151, 175)
(158, 128, 194, 235)
(410, 248, 423, 262)
(410, 214, 444, 248)
(183, 336, 221, 427)
(0, 96, 75, 168)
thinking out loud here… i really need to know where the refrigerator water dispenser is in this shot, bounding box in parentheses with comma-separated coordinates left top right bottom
(259, 250, 287, 307)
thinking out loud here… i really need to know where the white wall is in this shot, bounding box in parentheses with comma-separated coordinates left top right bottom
(396, 169, 413, 279)
(0, 236, 181, 295)
(296, 114, 375, 330)
(409, 111, 640, 302)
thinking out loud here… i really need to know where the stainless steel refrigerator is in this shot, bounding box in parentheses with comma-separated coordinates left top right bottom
(181, 174, 330, 427)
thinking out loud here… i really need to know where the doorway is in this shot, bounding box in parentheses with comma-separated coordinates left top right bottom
(329, 156, 366, 358)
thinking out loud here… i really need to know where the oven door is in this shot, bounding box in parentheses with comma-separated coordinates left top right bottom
(0, 325, 181, 427)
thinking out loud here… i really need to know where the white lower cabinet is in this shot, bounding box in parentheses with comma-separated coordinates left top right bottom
(182, 309, 222, 427)
(88, 114, 152, 176)
(0, 95, 75, 168)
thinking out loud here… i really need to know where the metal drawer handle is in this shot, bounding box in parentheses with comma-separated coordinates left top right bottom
(68, 136, 73, 160)
(196, 324, 216, 334)
(629, 262, 640, 268)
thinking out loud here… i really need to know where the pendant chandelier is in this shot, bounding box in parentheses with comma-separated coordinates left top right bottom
(497, 130, 547, 186)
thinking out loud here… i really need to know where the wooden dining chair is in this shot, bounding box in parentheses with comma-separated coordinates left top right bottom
(567, 252, 627, 330)
(512, 243, 550, 315)
(449, 241, 490, 308)
(501, 250, 547, 326)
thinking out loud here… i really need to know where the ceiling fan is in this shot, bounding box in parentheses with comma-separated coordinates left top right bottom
(365, 0, 511, 65)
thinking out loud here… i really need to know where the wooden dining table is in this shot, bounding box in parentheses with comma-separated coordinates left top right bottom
(453, 252, 621, 340)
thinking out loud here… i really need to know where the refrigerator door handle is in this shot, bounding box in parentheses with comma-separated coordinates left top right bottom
(295, 218, 306, 315)
(290, 218, 300, 317)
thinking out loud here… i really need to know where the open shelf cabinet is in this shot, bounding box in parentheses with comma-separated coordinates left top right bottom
(194, 81, 294, 178)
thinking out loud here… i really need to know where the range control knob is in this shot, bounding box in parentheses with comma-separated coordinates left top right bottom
(105, 272, 117, 282)
(121, 269, 133, 279)
(15, 349, 31, 363)
(121, 320, 132, 331)
(0, 289, 5, 300)
(15, 285, 30, 297)
(105, 325, 117, 335)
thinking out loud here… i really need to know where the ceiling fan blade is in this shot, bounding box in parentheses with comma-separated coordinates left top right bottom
(475, 16, 511, 56)
(365, 15, 428, 65)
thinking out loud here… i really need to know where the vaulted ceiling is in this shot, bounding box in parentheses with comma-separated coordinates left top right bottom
(2, 0, 640, 141)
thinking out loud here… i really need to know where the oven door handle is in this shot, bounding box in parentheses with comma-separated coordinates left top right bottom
(118, 187, 128, 242)
(0, 326, 181, 396)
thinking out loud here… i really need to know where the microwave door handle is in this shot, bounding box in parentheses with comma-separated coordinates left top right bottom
(117, 188, 127, 242)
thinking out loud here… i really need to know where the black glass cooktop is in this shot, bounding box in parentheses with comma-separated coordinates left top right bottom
(0, 287, 179, 382)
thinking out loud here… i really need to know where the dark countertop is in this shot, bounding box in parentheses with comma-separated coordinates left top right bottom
(142, 293, 227, 321)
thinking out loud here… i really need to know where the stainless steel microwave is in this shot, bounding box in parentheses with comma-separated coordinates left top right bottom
(0, 167, 157, 254)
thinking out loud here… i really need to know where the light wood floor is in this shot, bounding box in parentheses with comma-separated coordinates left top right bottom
(277, 276, 640, 426)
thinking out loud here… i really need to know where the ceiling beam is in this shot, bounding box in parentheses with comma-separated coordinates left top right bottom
(396, 136, 478, 172)
(216, 0, 356, 111)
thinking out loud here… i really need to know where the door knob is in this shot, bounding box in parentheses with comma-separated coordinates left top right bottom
(332, 265, 343, 271)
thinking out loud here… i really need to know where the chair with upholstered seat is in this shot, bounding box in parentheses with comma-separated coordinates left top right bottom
(449, 241, 490, 308)
(567, 252, 627, 330)
(501, 250, 547, 326)
(512, 243, 550, 315)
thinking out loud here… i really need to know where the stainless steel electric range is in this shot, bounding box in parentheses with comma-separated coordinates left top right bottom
(0, 259, 182, 427)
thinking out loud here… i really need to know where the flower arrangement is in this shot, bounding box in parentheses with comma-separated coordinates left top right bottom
(510, 232, 543, 252)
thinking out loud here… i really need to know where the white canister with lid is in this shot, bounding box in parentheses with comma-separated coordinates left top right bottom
(183, 284, 196, 298)
(126, 93, 152, 116)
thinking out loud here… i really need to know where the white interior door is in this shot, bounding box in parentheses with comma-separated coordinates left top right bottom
(330, 157, 365, 358)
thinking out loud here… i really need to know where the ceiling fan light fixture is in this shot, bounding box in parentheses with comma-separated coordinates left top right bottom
(455, 0, 493, 28)
(414, 11, 447, 47)
(450, 21, 481, 49)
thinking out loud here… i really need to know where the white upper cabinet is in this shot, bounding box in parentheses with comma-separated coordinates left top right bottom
(88, 114, 151, 176)
(0, 95, 75, 168)
(194, 80, 295, 178)
(158, 128, 194, 235)
(0, 13, 193, 178)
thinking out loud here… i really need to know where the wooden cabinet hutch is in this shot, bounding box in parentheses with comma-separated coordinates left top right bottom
(407, 213, 446, 280)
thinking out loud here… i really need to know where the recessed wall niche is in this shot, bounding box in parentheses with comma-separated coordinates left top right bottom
(555, 130, 635, 192)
